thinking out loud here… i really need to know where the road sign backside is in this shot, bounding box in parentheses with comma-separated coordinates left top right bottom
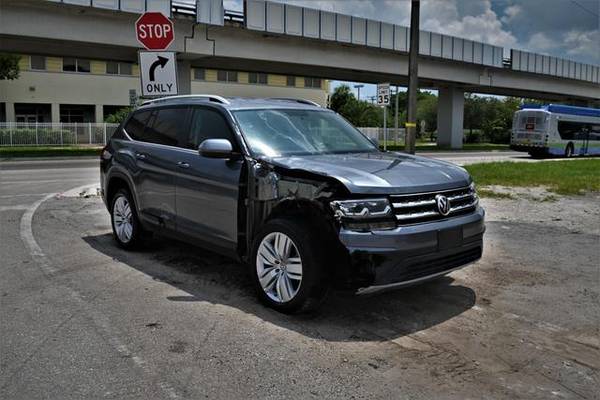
(139, 51, 178, 97)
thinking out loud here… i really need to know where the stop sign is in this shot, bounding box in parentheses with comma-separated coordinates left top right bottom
(135, 12, 174, 50)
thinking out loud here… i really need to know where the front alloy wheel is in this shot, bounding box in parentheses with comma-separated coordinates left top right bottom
(256, 232, 303, 303)
(251, 218, 329, 313)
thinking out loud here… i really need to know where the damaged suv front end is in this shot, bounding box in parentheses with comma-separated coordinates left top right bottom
(234, 106, 485, 296)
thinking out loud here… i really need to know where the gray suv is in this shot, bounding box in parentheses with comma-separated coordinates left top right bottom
(101, 95, 485, 313)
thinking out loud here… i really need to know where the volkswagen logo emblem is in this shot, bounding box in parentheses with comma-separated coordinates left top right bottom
(435, 194, 450, 216)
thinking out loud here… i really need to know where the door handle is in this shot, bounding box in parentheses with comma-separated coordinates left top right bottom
(135, 152, 146, 160)
(177, 161, 190, 169)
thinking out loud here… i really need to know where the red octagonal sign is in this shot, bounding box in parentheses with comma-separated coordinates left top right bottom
(136, 12, 174, 50)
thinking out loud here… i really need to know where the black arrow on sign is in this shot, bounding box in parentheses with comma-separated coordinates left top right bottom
(149, 56, 169, 81)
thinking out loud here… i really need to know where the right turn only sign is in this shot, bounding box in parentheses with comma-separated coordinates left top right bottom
(139, 51, 178, 96)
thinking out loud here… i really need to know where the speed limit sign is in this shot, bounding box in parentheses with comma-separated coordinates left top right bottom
(377, 83, 390, 106)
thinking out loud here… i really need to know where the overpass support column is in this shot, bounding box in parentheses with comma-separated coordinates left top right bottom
(177, 60, 191, 95)
(437, 87, 464, 149)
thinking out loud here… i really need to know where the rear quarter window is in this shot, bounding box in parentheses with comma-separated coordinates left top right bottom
(124, 110, 152, 140)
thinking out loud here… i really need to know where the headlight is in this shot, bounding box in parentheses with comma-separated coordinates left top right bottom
(469, 181, 476, 193)
(330, 198, 392, 219)
(330, 198, 396, 231)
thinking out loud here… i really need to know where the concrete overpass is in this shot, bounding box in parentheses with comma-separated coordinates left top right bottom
(1, 0, 599, 148)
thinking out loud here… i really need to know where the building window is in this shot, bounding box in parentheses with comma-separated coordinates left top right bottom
(286, 76, 296, 87)
(107, 61, 133, 75)
(249, 72, 267, 85)
(120, 62, 132, 75)
(194, 68, 205, 80)
(304, 77, 322, 89)
(63, 58, 90, 73)
(106, 61, 119, 75)
(217, 70, 238, 82)
(30, 55, 46, 71)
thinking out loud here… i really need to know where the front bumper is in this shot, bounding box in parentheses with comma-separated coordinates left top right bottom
(337, 207, 485, 293)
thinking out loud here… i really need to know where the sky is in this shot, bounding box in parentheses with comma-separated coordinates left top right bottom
(216, 0, 600, 98)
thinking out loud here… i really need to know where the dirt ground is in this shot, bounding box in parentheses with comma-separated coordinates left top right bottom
(2, 186, 599, 399)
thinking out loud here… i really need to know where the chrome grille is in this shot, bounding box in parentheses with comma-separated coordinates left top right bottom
(390, 185, 478, 225)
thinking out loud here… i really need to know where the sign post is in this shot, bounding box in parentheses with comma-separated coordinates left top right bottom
(377, 83, 391, 151)
(135, 12, 177, 97)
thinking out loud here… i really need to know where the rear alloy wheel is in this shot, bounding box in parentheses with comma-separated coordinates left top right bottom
(251, 219, 329, 313)
(110, 188, 143, 249)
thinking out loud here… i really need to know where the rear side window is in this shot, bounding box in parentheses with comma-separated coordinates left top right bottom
(143, 107, 186, 146)
(186, 107, 235, 149)
(124, 110, 152, 140)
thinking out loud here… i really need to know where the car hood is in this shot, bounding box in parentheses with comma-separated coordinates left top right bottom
(265, 152, 471, 195)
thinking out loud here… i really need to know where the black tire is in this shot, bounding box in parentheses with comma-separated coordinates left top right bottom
(110, 188, 145, 250)
(250, 218, 329, 314)
(565, 143, 574, 158)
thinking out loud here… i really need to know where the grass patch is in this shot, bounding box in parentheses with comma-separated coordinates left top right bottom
(0, 146, 102, 158)
(382, 143, 510, 152)
(466, 159, 600, 195)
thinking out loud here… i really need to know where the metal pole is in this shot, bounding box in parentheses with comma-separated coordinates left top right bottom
(394, 86, 399, 145)
(35, 121, 39, 145)
(60, 122, 63, 146)
(103, 123, 107, 145)
(88, 122, 92, 144)
(405, 0, 420, 154)
(383, 107, 387, 151)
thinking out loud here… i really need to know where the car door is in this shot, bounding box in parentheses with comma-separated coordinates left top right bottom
(124, 107, 186, 231)
(173, 105, 243, 251)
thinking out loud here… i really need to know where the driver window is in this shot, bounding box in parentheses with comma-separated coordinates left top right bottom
(187, 107, 235, 149)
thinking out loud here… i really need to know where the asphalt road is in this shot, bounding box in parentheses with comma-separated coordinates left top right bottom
(1, 158, 598, 399)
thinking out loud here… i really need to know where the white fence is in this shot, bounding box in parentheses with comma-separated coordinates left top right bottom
(0, 123, 119, 146)
(358, 127, 406, 145)
(0, 123, 402, 147)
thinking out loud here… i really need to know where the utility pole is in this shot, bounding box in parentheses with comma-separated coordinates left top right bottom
(354, 84, 364, 101)
(405, 0, 420, 154)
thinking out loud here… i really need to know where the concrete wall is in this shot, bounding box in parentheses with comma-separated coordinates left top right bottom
(0, 58, 329, 122)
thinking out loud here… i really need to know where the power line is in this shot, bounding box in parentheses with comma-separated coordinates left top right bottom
(569, 0, 599, 18)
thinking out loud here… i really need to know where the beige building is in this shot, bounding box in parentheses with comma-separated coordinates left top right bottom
(0, 54, 330, 123)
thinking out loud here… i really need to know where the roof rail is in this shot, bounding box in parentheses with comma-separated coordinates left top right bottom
(142, 95, 230, 106)
(267, 98, 322, 107)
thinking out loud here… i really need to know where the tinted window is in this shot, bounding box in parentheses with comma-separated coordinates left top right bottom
(124, 110, 152, 140)
(249, 72, 267, 84)
(77, 59, 90, 73)
(106, 61, 119, 74)
(194, 68, 205, 80)
(143, 108, 186, 146)
(63, 57, 76, 72)
(187, 107, 235, 149)
(558, 120, 589, 140)
(286, 76, 295, 87)
(120, 62, 132, 75)
(30, 55, 46, 70)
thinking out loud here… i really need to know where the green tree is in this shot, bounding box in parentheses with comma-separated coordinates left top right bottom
(0, 53, 21, 80)
(329, 84, 355, 113)
(104, 107, 133, 124)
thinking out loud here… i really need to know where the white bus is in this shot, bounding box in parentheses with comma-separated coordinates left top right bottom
(510, 104, 600, 157)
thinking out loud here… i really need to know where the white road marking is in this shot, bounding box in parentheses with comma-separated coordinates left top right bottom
(0, 205, 29, 211)
(17, 184, 181, 399)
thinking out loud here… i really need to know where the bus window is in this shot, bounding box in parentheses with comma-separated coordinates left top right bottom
(557, 120, 586, 140)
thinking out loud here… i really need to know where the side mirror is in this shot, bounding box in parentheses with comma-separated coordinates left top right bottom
(198, 138, 234, 159)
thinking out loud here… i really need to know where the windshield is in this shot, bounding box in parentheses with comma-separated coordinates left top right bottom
(232, 109, 378, 157)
